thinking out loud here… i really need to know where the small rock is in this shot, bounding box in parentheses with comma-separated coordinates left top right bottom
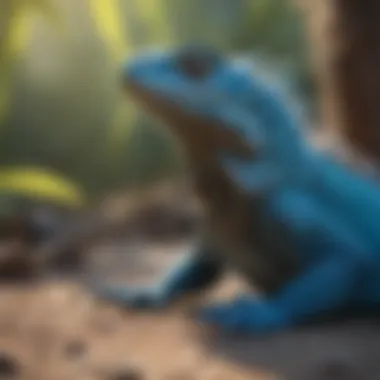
(0, 353, 20, 377)
(102, 366, 144, 380)
(64, 340, 87, 359)
(0, 248, 37, 282)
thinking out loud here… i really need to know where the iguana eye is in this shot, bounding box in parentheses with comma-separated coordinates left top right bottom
(175, 45, 221, 80)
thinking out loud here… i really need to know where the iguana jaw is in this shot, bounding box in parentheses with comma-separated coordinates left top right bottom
(126, 80, 195, 129)
(125, 80, 255, 160)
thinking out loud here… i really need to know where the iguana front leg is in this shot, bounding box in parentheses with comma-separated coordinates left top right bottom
(198, 193, 372, 334)
(90, 238, 223, 308)
(199, 253, 369, 333)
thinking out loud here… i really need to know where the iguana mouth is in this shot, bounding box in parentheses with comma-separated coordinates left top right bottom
(126, 80, 194, 126)
(125, 80, 255, 160)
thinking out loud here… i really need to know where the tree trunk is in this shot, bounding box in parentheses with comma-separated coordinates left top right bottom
(300, 0, 380, 163)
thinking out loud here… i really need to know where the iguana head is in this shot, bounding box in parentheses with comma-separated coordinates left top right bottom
(122, 45, 305, 162)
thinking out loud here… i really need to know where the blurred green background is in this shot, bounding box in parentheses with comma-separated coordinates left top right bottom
(0, 0, 315, 206)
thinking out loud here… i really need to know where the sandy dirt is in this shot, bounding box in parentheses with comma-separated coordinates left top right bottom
(0, 281, 273, 380)
(0, 240, 379, 380)
(0, 241, 275, 380)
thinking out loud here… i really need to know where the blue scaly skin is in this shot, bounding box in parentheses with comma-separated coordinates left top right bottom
(92, 45, 380, 334)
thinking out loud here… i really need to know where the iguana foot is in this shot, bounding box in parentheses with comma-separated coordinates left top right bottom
(90, 283, 168, 309)
(198, 296, 288, 334)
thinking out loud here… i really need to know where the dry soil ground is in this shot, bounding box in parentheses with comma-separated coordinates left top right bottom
(0, 240, 379, 380)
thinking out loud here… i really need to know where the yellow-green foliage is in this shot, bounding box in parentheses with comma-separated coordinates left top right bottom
(87, 0, 135, 158)
(0, 0, 311, 203)
(0, 166, 85, 207)
(0, 0, 62, 122)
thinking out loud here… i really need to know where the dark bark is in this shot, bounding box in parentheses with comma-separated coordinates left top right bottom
(304, 0, 380, 162)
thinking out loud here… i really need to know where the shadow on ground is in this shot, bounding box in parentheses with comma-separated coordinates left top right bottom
(201, 318, 380, 380)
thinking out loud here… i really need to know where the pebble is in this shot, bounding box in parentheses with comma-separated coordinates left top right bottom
(100, 366, 144, 380)
(64, 340, 87, 360)
(0, 353, 20, 378)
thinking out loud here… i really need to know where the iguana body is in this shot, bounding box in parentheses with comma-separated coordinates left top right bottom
(93, 46, 380, 334)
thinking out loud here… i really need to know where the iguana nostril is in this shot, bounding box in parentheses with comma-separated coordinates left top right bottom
(175, 45, 222, 80)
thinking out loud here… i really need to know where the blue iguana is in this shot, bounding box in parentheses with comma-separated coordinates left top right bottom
(92, 45, 380, 334)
